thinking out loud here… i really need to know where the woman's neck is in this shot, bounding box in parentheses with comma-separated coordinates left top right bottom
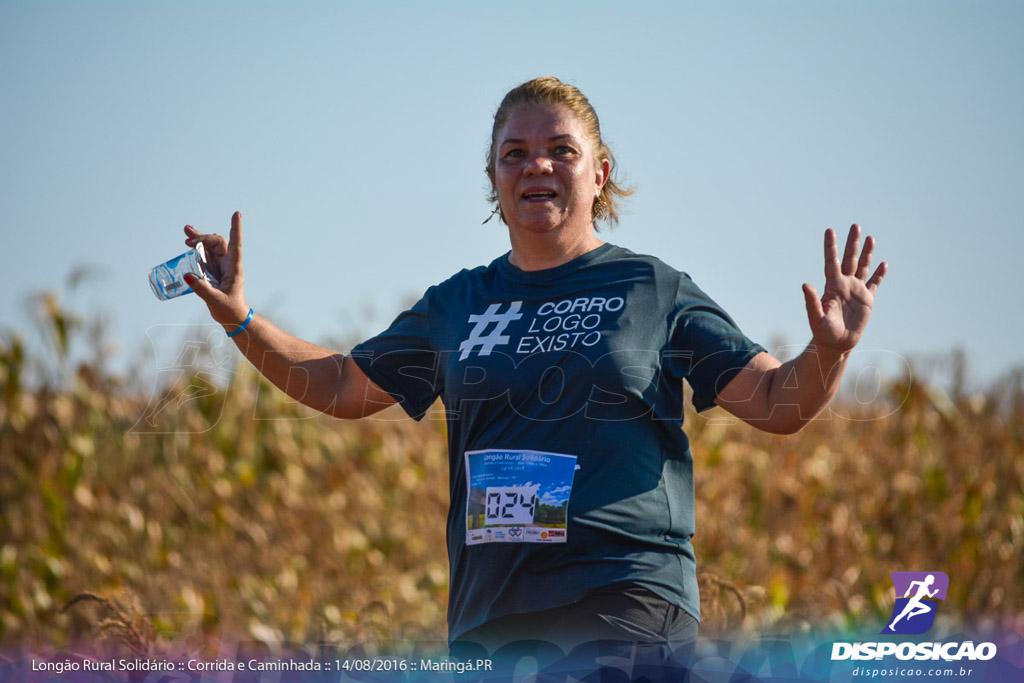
(507, 227, 604, 272)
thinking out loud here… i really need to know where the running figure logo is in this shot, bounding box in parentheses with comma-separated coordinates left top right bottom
(458, 302, 523, 360)
(881, 571, 949, 635)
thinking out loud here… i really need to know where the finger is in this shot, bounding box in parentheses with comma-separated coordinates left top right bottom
(841, 224, 861, 276)
(184, 273, 218, 303)
(229, 211, 243, 272)
(823, 228, 840, 280)
(866, 261, 888, 294)
(184, 224, 202, 247)
(856, 235, 874, 280)
(184, 225, 228, 255)
(209, 233, 228, 257)
(803, 283, 824, 322)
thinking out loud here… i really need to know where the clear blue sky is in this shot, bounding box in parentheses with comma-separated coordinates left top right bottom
(2, 1, 1022, 391)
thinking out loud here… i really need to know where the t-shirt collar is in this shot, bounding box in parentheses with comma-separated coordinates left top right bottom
(497, 243, 617, 286)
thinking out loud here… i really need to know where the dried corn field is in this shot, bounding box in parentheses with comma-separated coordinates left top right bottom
(1, 296, 1022, 658)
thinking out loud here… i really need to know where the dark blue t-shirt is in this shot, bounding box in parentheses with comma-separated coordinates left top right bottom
(351, 243, 764, 641)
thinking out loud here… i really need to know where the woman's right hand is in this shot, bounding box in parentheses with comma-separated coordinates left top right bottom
(183, 211, 251, 331)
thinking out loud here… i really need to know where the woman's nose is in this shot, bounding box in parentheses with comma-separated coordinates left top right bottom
(524, 154, 553, 176)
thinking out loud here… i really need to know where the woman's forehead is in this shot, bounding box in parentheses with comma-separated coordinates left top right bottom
(497, 103, 586, 142)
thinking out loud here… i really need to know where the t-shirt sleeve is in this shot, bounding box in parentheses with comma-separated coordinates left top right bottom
(667, 274, 766, 412)
(350, 287, 444, 420)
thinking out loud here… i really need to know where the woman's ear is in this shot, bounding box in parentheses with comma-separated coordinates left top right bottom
(596, 158, 611, 189)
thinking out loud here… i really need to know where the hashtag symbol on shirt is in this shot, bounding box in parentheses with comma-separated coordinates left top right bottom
(458, 301, 524, 360)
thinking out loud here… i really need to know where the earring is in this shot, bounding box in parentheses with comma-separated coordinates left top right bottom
(482, 204, 501, 225)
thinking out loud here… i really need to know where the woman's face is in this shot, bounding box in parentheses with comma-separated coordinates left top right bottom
(492, 104, 609, 239)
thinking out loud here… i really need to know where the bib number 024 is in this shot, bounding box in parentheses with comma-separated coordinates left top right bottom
(485, 486, 536, 525)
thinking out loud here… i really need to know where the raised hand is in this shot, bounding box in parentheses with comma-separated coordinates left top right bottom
(183, 211, 250, 330)
(802, 224, 887, 353)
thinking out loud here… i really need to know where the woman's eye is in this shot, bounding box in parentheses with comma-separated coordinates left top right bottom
(503, 149, 525, 159)
(554, 145, 574, 155)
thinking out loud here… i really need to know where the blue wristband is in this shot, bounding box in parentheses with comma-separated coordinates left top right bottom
(226, 307, 254, 338)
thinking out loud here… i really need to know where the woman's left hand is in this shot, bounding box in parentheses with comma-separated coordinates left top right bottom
(802, 224, 888, 354)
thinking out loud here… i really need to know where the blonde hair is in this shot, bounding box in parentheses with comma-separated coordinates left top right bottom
(485, 76, 634, 229)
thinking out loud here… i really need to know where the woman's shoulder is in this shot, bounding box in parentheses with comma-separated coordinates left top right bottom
(598, 243, 692, 283)
(420, 254, 507, 298)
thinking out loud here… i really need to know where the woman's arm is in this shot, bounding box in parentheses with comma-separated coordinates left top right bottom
(714, 224, 887, 434)
(713, 347, 847, 434)
(183, 212, 397, 419)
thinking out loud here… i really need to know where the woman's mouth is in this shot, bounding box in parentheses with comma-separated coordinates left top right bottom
(521, 189, 558, 202)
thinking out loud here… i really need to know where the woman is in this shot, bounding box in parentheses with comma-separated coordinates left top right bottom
(182, 77, 886, 668)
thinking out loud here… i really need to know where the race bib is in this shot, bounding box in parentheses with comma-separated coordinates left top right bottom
(464, 449, 578, 545)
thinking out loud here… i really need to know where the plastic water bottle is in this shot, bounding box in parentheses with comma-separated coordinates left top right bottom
(149, 243, 220, 300)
